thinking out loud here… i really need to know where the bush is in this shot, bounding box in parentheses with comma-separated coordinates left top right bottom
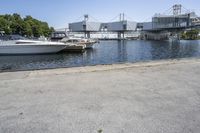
(181, 30, 199, 40)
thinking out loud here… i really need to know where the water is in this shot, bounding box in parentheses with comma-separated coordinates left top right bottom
(0, 40, 200, 71)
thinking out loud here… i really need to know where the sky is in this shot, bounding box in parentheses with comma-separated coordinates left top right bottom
(0, 0, 199, 29)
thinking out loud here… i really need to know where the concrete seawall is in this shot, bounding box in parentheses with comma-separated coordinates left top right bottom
(0, 58, 200, 133)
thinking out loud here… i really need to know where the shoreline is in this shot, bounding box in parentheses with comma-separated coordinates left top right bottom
(0, 57, 200, 79)
(0, 57, 200, 74)
(28, 57, 200, 76)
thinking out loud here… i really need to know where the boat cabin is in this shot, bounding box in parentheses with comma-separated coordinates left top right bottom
(51, 31, 67, 41)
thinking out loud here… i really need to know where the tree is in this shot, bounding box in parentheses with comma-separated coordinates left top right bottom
(185, 30, 199, 40)
(32, 24, 43, 37)
(0, 17, 11, 34)
(0, 13, 54, 37)
(21, 21, 32, 37)
(10, 13, 24, 35)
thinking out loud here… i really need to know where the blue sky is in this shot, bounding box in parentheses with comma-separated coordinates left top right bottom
(0, 0, 199, 28)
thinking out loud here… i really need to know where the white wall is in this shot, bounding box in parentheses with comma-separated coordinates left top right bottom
(143, 22, 153, 30)
(127, 21, 137, 31)
(86, 22, 102, 31)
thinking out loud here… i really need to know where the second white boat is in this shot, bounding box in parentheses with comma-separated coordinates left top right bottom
(61, 37, 97, 49)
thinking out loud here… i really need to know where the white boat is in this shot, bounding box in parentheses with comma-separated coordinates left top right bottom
(0, 40, 67, 55)
(61, 37, 97, 49)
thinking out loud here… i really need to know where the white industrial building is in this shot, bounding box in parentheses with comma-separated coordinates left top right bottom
(69, 21, 137, 32)
(69, 21, 102, 32)
(69, 20, 137, 39)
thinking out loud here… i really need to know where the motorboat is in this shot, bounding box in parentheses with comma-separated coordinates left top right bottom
(0, 40, 67, 55)
(61, 37, 97, 49)
(50, 32, 98, 49)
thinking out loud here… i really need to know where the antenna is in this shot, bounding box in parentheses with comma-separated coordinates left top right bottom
(119, 13, 125, 21)
(173, 4, 182, 15)
(84, 14, 89, 21)
(122, 13, 125, 21)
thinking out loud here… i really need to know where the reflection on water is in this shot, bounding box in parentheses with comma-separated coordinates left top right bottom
(0, 40, 200, 71)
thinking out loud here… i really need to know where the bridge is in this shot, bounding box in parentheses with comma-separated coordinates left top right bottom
(54, 4, 200, 40)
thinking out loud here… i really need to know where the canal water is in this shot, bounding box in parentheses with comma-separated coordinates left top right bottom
(0, 40, 200, 71)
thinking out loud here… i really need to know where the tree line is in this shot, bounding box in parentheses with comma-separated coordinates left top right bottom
(0, 13, 54, 37)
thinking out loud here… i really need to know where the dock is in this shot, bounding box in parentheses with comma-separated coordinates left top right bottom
(0, 58, 200, 133)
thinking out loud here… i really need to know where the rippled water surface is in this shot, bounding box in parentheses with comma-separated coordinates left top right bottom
(0, 40, 200, 71)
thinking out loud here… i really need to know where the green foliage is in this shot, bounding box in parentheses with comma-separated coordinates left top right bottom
(181, 29, 200, 40)
(0, 13, 54, 37)
(0, 16, 12, 34)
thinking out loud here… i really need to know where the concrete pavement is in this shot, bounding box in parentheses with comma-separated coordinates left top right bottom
(0, 58, 200, 133)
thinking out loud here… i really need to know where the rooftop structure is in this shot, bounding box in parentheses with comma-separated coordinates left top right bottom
(144, 4, 200, 31)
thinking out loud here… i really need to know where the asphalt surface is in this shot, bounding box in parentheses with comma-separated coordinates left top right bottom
(0, 58, 200, 133)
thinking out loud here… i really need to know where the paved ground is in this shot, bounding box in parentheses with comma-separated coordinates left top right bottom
(0, 58, 200, 133)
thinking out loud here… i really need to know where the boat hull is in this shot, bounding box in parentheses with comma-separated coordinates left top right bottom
(85, 43, 95, 49)
(62, 44, 86, 52)
(78, 42, 95, 49)
(61, 37, 97, 49)
(0, 44, 66, 55)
